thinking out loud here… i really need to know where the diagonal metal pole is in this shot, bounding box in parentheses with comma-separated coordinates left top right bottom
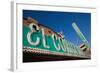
(72, 22, 89, 48)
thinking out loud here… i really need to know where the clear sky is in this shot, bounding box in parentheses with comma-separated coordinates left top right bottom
(23, 10, 91, 47)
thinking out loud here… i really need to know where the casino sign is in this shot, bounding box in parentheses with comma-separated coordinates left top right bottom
(23, 17, 90, 62)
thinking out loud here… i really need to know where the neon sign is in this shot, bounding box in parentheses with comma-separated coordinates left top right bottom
(23, 22, 86, 57)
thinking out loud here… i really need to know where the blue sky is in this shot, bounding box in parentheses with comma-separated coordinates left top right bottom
(23, 10, 91, 47)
